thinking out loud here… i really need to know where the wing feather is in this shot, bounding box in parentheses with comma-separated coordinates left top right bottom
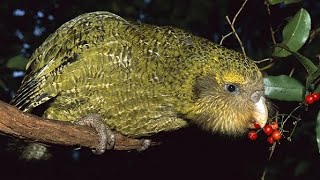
(11, 11, 129, 112)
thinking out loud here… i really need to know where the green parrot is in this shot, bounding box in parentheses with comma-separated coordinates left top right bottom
(11, 11, 268, 153)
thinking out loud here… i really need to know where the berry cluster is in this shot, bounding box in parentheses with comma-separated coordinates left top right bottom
(248, 122, 282, 144)
(305, 92, 320, 105)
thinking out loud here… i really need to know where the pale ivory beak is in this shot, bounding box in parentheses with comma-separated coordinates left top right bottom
(253, 96, 268, 128)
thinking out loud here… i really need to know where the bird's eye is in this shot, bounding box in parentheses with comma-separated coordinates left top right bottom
(225, 84, 238, 93)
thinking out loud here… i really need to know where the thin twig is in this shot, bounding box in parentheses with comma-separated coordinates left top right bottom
(255, 58, 274, 70)
(219, 32, 234, 45)
(289, 68, 295, 77)
(261, 103, 303, 180)
(270, 113, 301, 121)
(254, 58, 274, 64)
(261, 142, 277, 180)
(220, 0, 249, 47)
(281, 104, 303, 128)
(226, 16, 246, 56)
(259, 62, 275, 71)
(232, 0, 249, 26)
(265, 1, 276, 44)
(287, 115, 302, 142)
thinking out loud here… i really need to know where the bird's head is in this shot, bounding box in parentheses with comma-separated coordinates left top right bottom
(187, 47, 268, 136)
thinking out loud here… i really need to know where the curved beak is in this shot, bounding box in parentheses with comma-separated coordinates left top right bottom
(252, 96, 268, 128)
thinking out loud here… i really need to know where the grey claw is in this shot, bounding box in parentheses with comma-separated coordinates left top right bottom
(137, 139, 151, 152)
(76, 114, 115, 154)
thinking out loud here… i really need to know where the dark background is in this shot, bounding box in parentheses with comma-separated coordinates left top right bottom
(0, 0, 320, 179)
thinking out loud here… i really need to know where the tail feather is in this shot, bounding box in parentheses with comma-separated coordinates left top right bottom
(11, 81, 38, 104)
(10, 74, 51, 112)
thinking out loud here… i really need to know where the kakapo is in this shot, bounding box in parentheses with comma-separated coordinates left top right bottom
(11, 11, 268, 153)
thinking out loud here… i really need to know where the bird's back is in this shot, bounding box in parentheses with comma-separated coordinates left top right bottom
(11, 11, 218, 137)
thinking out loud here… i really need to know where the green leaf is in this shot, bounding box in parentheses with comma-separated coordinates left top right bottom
(268, 0, 284, 5)
(316, 110, 320, 155)
(6, 55, 28, 70)
(268, 0, 301, 5)
(274, 44, 317, 76)
(284, 0, 302, 4)
(308, 66, 320, 88)
(273, 8, 311, 57)
(264, 75, 304, 101)
(316, 84, 320, 93)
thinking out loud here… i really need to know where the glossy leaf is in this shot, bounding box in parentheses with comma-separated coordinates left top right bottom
(284, 0, 302, 4)
(273, 8, 311, 57)
(264, 75, 304, 101)
(316, 110, 320, 154)
(268, 0, 301, 5)
(6, 55, 28, 70)
(315, 84, 320, 93)
(310, 65, 320, 86)
(268, 0, 284, 5)
(274, 44, 317, 76)
(304, 67, 319, 89)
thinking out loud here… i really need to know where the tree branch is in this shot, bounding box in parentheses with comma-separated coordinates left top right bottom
(0, 100, 149, 151)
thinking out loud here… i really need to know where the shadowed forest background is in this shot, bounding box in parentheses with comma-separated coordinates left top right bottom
(0, 0, 320, 179)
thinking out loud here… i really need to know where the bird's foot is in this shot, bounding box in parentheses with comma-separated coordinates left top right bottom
(137, 139, 152, 152)
(76, 114, 115, 154)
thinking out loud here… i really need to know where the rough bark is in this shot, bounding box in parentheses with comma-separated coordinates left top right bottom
(0, 100, 149, 151)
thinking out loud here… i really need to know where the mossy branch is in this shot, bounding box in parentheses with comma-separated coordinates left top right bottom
(0, 100, 147, 151)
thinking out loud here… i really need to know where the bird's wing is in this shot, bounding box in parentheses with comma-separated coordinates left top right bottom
(10, 11, 130, 112)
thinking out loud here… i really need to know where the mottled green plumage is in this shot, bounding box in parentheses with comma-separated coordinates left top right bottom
(11, 11, 266, 138)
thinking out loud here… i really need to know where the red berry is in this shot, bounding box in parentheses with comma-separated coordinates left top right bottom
(270, 122, 278, 130)
(253, 122, 261, 129)
(267, 136, 275, 144)
(263, 125, 273, 135)
(305, 94, 315, 104)
(271, 130, 282, 141)
(312, 93, 320, 101)
(248, 131, 258, 140)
